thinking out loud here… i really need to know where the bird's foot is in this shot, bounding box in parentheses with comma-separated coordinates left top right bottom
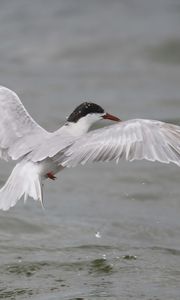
(47, 172, 57, 180)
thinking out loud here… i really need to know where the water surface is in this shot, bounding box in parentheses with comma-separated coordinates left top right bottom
(0, 0, 180, 299)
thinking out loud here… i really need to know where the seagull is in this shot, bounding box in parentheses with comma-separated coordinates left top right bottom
(0, 86, 180, 211)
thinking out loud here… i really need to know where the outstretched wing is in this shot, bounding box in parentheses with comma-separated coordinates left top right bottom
(0, 86, 48, 160)
(57, 119, 180, 167)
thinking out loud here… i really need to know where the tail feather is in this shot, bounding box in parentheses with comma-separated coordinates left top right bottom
(0, 161, 43, 211)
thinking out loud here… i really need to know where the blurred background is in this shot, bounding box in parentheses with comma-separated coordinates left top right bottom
(0, 1, 180, 299)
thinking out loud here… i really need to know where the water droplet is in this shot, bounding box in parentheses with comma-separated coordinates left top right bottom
(95, 231, 101, 238)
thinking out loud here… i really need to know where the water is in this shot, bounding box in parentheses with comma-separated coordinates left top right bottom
(0, 0, 180, 299)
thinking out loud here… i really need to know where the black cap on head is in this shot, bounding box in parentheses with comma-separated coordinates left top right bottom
(67, 102, 104, 123)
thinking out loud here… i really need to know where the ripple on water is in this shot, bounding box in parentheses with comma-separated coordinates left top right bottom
(5, 261, 49, 277)
(89, 258, 114, 275)
(149, 246, 180, 256)
(0, 288, 33, 299)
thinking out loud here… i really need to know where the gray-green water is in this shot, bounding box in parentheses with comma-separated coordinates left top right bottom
(0, 0, 180, 299)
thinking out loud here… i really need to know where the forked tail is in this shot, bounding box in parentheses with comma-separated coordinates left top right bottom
(0, 161, 43, 211)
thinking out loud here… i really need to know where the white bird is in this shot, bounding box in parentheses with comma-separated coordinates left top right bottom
(0, 86, 180, 211)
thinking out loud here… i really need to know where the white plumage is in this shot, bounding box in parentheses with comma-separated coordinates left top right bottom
(59, 119, 180, 167)
(0, 86, 180, 211)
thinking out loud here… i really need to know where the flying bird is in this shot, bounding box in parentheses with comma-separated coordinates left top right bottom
(0, 86, 180, 211)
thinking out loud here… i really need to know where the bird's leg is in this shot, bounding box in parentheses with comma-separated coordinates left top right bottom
(46, 172, 57, 180)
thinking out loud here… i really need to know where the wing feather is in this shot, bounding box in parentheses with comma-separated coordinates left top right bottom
(0, 86, 48, 160)
(57, 119, 180, 167)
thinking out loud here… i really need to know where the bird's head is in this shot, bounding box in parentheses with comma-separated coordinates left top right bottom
(66, 102, 120, 135)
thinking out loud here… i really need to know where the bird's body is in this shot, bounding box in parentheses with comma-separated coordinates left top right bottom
(0, 86, 180, 210)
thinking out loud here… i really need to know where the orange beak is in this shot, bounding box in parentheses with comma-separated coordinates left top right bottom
(103, 113, 121, 122)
